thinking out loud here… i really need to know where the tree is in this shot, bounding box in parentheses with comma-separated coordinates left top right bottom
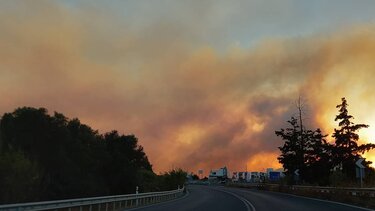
(0, 107, 155, 203)
(303, 128, 332, 185)
(0, 151, 40, 203)
(276, 118, 333, 185)
(102, 130, 153, 194)
(332, 97, 375, 178)
(276, 117, 303, 184)
(191, 174, 199, 180)
(276, 96, 334, 185)
(159, 168, 187, 190)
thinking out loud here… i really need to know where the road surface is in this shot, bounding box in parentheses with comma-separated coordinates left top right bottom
(131, 185, 372, 211)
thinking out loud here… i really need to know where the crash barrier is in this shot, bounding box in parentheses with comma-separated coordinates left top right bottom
(0, 187, 185, 211)
(229, 182, 375, 197)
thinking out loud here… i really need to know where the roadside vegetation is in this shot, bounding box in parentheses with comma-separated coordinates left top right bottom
(276, 97, 375, 186)
(0, 107, 186, 204)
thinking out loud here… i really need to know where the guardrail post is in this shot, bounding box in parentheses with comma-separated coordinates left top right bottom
(136, 186, 139, 206)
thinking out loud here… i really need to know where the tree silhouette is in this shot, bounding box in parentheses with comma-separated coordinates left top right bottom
(159, 168, 187, 190)
(332, 97, 375, 178)
(303, 128, 332, 185)
(276, 117, 302, 184)
(276, 118, 332, 185)
(0, 106, 177, 204)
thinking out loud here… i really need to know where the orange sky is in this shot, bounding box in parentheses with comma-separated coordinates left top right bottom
(1, 1, 375, 174)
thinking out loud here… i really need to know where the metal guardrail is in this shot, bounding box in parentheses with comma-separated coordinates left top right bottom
(0, 187, 185, 211)
(228, 182, 375, 198)
(289, 185, 375, 197)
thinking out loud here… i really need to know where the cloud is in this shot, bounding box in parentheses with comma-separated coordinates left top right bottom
(1, 1, 375, 174)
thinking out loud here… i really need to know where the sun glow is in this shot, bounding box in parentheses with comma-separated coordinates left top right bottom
(316, 107, 375, 168)
(359, 122, 375, 168)
(246, 152, 282, 172)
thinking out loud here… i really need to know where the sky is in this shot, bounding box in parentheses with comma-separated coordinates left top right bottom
(1, 0, 375, 174)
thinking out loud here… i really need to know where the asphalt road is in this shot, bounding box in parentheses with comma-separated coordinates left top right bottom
(131, 185, 372, 211)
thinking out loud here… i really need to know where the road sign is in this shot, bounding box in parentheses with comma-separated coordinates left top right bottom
(269, 172, 281, 181)
(356, 168, 365, 178)
(356, 158, 365, 188)
(356, 158, 365, 169)
(294, 169, 300, 176)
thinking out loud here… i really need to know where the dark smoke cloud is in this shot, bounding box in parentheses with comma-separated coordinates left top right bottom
(1, 1, 375, 173)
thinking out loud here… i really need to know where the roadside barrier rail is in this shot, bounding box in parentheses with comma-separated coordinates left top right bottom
(228, 182, 375, 197)
(288, 185, 375, 197)
(0, 187, 185, 211)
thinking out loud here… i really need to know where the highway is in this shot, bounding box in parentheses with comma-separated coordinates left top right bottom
(132, 185, 372, 211)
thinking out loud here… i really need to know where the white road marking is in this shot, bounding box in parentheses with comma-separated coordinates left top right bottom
(276, 191, 374, 211)
(227, 186, 373, 211)
(213, 187, 256, 211)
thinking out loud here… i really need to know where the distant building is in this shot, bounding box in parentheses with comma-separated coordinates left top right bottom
(231, 171, 255, 182)
(232, 171, 271, 183)
(266, 168, 274, 176)
(232, 172, 239, 182)
(239, 172, 246, 181)
(209, 166, 228, 182)
(265, 168, 285, 181)
(232, 168, 285, 183)
(248, 172, 263, 183)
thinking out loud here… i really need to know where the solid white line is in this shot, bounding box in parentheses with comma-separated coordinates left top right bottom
(278, 192, 374, 211)
(213, 188, 256, 211)
(229, 186, 373, 211)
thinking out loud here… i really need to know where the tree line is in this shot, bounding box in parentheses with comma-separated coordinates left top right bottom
(276, 97, 375, 185)
(0, 107, 186, 204)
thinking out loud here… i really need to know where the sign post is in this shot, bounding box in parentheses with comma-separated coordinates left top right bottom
(356, 158, 365, 188)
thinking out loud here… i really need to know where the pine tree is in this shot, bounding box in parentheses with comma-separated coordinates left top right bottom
(332, 97, 375, 178)
(276, 118, 332, 185)
(276, 117, 304, 184)
(303, 128, 332, 185)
